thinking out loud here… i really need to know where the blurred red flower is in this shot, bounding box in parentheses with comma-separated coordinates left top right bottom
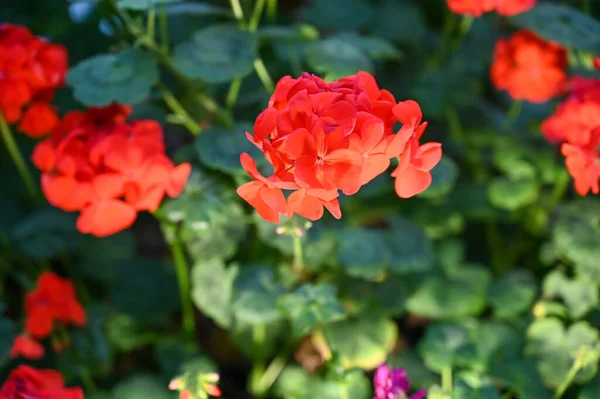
(446, 0, 536, 16)
(542, 78, 600, 196)
(237, 72, 442, 223)
(10, 334, 45, 360)
(0, 365, 83, 399)
(32, 104, 191, 237)
(0, 24, 67, 137)
(25, 271, 86, 339)
(491, 30, 567, 103)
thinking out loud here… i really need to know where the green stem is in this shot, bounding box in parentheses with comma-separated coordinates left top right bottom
(429, 12, 457, 68)
(249, 0, 267, 32)
(452, 15, 473, 50)
(255, 353, 288, 395)
(159, 3, 169, 52)
(266, 0, 277, 20)
(0, 113, 38, 200)
(507, 100, 523, 124)
(549, 169, 570, 208)
(226, 78, 243, 109)
(158, 84, 202, 135)
(229, 0, 245, 22)
(291, 218, 304, 274)
(80, 368, 97, 392)
(553, 361, 580, 399)
(169, 234, 196, 340)
(445, 106, 465, 145)
(250, 324, 267, 396)
(146, 7, 156, 41)
(254, 58, 275, 93)
(442, 367, 453, 394)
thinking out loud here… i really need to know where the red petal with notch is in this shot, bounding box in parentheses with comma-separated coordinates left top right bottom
(392, 100, 422, 126)
(393, 166, 432, 198)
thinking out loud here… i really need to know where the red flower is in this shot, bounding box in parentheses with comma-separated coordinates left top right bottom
(10, 334, 45, 360)
(491, 30, 567, 103)
(32, 104, 191, 237)
(25, 271, 86, 339)
(0, 365, 83, 399)
(237, 72, 442, 223)
(19, 102, 60, 137)
(446, 0, 535, 16)
(0, 24, 68, 137)
(542, 80, 600, 196)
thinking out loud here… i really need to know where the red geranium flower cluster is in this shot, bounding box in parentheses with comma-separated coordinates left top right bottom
(10, 271, 86, 360)
(237, 72, 442, 223)
(446, 0, 536, 16)
(0, 365, 83, 399)
(0, 24, 67, 137)
(491, 30, 567, 104)
(31, 104, 191, 237)
(541, 78, 600, 195)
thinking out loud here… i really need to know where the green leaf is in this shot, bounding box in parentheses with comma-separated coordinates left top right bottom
(464, 320, 524, 372)
(303, 0, 373, 31)
(543, 270, 599, 319)
(154, 338, 216, 377)
(406, 266, 491, 319)
(490, 358, 550, 399)
(510, 4, 600, 52)
(418, 322, 477, 373)
(488, 177, 539, 211)
(260, 24, 320, 42)
(580, 376, 600, 399)
(313, 369, 371, 399)
(191, 259, 238, 328)
(107, 314, 165, 351)
(417, 156, 459, 199)
(112, 374, 175, 399)
(454, 372, 502, 399)
(79, 231, 136, 281)
(117, 0, 181, 10)
(195, 123, 262, 174)
(370, 0, 426, 44)
(385, 216, 435, 274)
(488, 270, 537, 319)
(315, 313, 397, 370)
(12, 207, 83, 259)
(160, 167, 247, 261)
(525, 318, 599, 388)
(232, 265, 285, 325)
(57, 305, 112, 379)
(67, 48, 158, 106)
(173, 25, 257, 82)
(274, 365, 314, 399)
(109, 258, 180, 321)
(336, 228, 389, 280)
(332, 33, 402, 60)
(306, 38, 373, 80)
(553, 199, 600, 279)
(278, 283, 346, 337)
(388, 350, 439, 390)
(230, 318, 285, 359)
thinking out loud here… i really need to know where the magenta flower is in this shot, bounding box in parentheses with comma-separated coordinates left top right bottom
(373, 363, 427, 399)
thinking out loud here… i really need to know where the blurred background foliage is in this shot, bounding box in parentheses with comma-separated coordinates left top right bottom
(2, 0, 600, 398)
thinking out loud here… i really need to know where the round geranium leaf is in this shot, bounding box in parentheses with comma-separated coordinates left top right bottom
(306, 38, 373, 80)
(336, 228, 390, 280)
(314, 313, 397, 370)
(67, 48, 159, 106)
(173, 24, 258, 82)
(488, 177, 539, 211)
(385, 216, 435, 274)
(488, 270, 537, 319)
(510, 4, 600, 52)
(418, 322, 477, 373)
(112, 374, 174, 399)
(195, 122, 263, 174)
